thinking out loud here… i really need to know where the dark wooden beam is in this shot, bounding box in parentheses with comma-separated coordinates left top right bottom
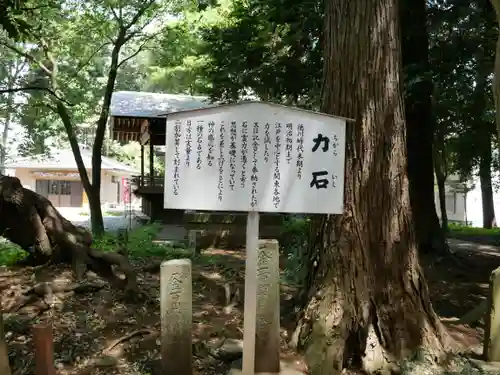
(149, 141, 154, 185)
(140, 144, 145, 187)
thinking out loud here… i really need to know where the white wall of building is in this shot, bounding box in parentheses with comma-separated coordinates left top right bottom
(13, 168, 135, 207)
(434, 173, 500, 227)
(433, 180, 468, 224)
(463, 180, 500, 227)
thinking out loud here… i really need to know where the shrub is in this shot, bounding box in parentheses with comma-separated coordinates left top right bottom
(279, 216, 311, 287)
(0, 239, 27, 266)
(448, 223, 500, 236)
(0, 223, 195, 267)
(92, 222, 192, 259)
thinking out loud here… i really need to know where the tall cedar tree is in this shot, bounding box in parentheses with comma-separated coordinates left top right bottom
(292, 0, 453, 373)
(402, 0, 450, 251)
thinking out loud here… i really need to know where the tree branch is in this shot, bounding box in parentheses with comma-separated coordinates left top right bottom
(74, 42, 112, 77)
(53, 100, 93, 190)
(110, 7, 123, 28)
(0, 42, 52, 76)
(117, 34, 158, 68)
(18, 4, 58, 11)
(124, 0, 156, 31)
(0, 86, 74, 106)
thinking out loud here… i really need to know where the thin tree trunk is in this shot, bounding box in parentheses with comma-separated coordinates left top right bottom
(1, 58, 25, 173)
(0, 90, 14, 173)
(89, 34, 126, 236)
(490, 0, 500, 143)
(291, 1, 452, 374)
(436, 172, 448, 231)
(402, 0, 448, 254)
(473, 8, 496, 229)
(479, 140, 496, 228)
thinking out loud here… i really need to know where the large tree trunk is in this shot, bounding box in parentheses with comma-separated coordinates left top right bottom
(479, 141, 496, 228)
(292, 0, 452, 373)
(401, 0, 448, 254)
(0, 176, 138, 294)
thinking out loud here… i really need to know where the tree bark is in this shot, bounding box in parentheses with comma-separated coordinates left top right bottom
(55, 100, 103, 236)
(401, 0, 448, 254)
(292, 0, 452, 373)
(0, 176, 138, 294)
(90, 35, 125, 236)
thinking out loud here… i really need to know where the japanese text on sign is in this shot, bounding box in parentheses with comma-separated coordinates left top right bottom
(164, 103, 346, 214)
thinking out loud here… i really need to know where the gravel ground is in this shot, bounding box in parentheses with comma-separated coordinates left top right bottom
(70, 215, 140, 232)
(57, 207, 142, 233)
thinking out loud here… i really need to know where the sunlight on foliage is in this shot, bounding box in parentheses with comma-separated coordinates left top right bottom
(0, 239, 27, 266)
(448, 223, 500, 236)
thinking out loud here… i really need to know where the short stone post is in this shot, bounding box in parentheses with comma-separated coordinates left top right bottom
(484, 267, 500, 361)
(160, 259, 193, 375)
(254, 239, 281, 373)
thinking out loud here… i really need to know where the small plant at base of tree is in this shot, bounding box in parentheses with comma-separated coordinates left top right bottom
(0, 239, 27, 266)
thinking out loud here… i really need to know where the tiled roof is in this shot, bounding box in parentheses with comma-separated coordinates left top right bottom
(110, 90, 212, 118)
(5, 147, 138, 174)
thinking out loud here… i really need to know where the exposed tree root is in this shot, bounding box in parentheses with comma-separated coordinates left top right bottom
(102, 328, 158, 354)
(0, 176, 139, 294)
(7, 281, 105, 312)
(453, 300, 487, 326)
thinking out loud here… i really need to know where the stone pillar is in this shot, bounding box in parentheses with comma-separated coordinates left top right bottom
(485, 266, 500, 361)
(254, 239, 281, 373)
(160, 259, 193, 375)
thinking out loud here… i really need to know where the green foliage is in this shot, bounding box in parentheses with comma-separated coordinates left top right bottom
(199, 0, 322, 106)
(94, 223, 162, 256)
(106, 141, 164, 176)
(279, 216, 310, 286)
(0, 0, 185, 235)
(429, 0, 498, 181)
(144, 14, 213, 94)
(448, 223, 500, 236)
(0, 240, 27, 266)
(0, 0, 48, 41)
(92, 223, 192, 258)
(0, 223, 193, 267)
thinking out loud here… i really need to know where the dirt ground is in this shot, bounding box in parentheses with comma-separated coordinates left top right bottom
(422, 241, 500, 355)
(0, 242, 497, 375)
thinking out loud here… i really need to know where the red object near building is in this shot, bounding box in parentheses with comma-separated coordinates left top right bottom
(122, 177, 130, 204)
